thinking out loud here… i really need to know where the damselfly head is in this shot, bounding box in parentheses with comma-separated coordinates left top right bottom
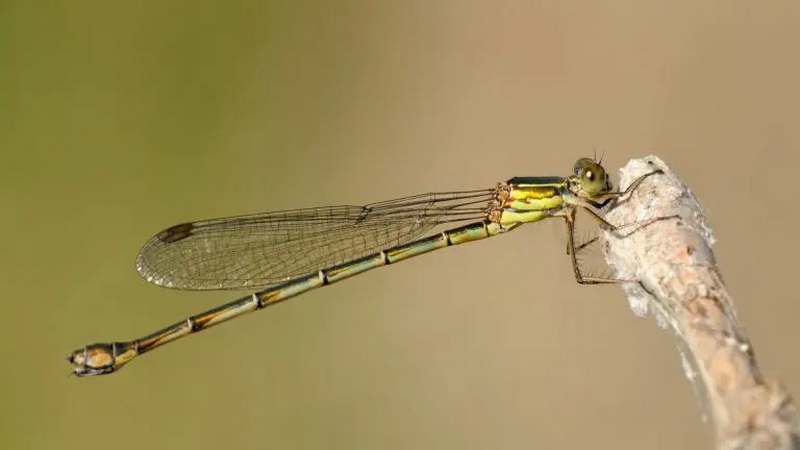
(571, 158, 612, 197)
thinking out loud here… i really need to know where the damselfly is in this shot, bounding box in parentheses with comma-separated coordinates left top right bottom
(68, 158, 662, 376)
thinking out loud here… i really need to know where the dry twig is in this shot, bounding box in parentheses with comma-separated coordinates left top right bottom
(601, 156, 799, 450)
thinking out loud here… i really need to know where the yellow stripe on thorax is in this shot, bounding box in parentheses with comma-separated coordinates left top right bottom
(499, 178, 566, 226)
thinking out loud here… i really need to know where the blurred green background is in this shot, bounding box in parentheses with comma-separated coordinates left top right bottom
(3, 1, 799, 449)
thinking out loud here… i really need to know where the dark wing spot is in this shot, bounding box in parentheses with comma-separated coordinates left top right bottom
(355, 206, 372, 224)
(157, 222, 195, 244)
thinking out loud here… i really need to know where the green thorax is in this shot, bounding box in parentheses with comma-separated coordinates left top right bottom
(497, 176, 568, 226)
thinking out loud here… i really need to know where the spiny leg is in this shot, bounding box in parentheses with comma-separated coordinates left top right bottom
(567, 211, 678, 256)
(569, 234, 600, 256)
(564, 209, 622, 284)
(581, 205, 679, 237)
(568, 210, 679, 285)
(565, 204, 656, 256)
(565, 220, 600, 256)
(566, 208, 678, 284)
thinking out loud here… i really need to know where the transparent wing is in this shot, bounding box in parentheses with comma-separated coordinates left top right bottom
(136, 189, 496, 290)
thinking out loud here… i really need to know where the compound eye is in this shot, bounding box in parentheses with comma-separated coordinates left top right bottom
(573, 157, 594, 176)
(584, 169, 595, 181)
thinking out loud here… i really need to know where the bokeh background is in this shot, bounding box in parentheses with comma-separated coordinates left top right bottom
(2, 1, 799, 449)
